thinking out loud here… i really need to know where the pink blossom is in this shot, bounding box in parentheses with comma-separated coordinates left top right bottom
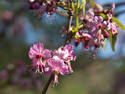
(73, 4, 118, 53)
(53, 44, 76, 62)
(53, 44, 76, 72)
(82, 33, 92, 41)
(103, 30, 109, 38)
(48, 56, 69, 75)
(29, 43, 51, 59)
(47, 56, 69, 84)
(81, 33, 92, 49)
(28, 43, 51, 73)
(94, 30, 104, 47)
(64, 44, 76, 61)
(86, 8, 94, 21)
(110, 22, 118, 36)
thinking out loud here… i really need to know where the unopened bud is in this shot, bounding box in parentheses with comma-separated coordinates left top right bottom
(103, 30, 109, 38)
(74, 39, 80, 47)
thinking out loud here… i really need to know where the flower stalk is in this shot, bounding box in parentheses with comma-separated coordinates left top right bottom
(76, 0, 79, 28)
(82, 0, 86, 17)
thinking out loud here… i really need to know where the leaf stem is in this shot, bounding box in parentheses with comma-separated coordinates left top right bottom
(82, 0, 86, 17)
(76, 0, 79, 28)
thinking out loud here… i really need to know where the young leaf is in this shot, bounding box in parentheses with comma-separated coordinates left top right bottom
(76, 0, 79, 28)
(109, 31, 117, 51)
(102, 38, 107, 51)
(112, 17, 125, 31)
(82, 0, 86, 17)
(71, 1, 75, 11)
(100, 13, 107, 19)
(88, 0, 97, 8)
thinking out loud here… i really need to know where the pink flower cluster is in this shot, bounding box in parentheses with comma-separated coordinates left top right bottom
(28, 43, 76, 84)
(29, 0, 60, 15)
(74, 4, 118, 50)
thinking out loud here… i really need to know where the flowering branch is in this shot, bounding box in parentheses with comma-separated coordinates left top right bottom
(27, 0, 125, 94)
(41, 1, 74, 94)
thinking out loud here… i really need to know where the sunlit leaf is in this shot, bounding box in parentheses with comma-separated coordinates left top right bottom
(71, 1, 75, 11)
(76, 0, 79, 27)
(88, 0, 97, 8)
(102, 38, 107, 51)
(109, 31, 117, 51)
(112, 17, 125, 31)
(100, 13, 107, 19)
(82, 0, 86, 16)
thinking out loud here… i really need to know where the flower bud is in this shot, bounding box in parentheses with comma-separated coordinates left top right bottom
(103, 30, 109, 38)
(30, 2, 40, 9)
(74, 39, 80, 47)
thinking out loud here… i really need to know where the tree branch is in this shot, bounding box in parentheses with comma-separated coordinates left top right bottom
(103, 2, 125, 8)
(115, 10, 125, 17)
(41, 73, 54, 94)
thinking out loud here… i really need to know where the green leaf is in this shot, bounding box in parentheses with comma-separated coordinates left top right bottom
(112, 17, 125, 30)
(102, 38, 107, 51)
(100, 13, 107, 19)
(109, 31, 117, 51)
(81, 0, 86, 17)
(88, 0, 97, 8)
(76, 0, 79, 28)
(71, 1, 75, 11)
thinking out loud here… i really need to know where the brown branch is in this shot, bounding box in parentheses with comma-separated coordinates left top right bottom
(115, 10, 125, 17)
(103, 2, 125, 17)
(65, 10, 74, 44)
(65, 0, 74, 44)
(103, 2, 125, 8)
(56, 10, 68, 17)
(41, 73, 54, 94)
(58, 3, 69, 11)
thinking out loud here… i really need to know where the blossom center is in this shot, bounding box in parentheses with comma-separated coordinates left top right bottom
(36, 54, 43, 59)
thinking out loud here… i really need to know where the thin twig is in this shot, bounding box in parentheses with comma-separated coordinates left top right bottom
(65, 10, 74, 44)
(103, 2, 125, 8)
(41, 73, 54, 94)
(65, 0, 74, 44)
